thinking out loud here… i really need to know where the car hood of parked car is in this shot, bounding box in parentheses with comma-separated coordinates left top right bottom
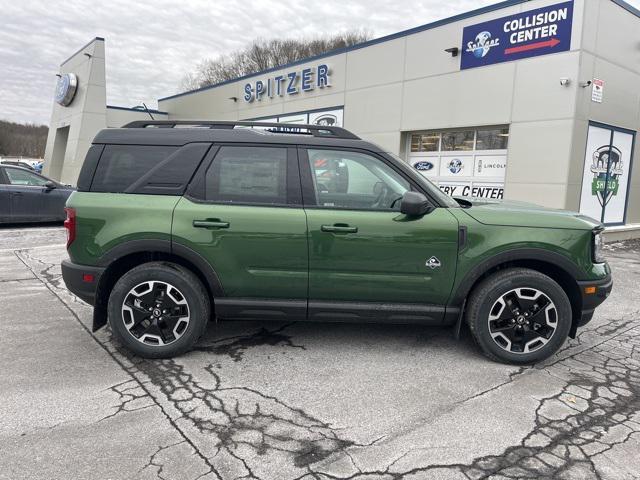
(455, 197, 601, 230)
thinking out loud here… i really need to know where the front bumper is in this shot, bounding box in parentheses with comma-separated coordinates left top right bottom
(61, 259, 105, 306)
(575, 274, 613, 327)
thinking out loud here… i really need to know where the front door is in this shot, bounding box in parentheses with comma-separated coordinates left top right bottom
(0, 169, 11, 221)
(172, 144, 308, 320)
(299, 147, 459, 322)
(3, 167, 50, 221)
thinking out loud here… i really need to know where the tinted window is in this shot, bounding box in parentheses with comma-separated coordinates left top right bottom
(4, 167, 48, 186)
(77, 145, 103, 192)
(91, 145, 177, 193)
(307, 149, 410, 211)
(205, 146, 288, 204)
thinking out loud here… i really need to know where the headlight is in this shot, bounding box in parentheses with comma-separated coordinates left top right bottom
(593, 231, 605, 263)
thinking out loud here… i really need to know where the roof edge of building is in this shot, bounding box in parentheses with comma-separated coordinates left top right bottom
(60, 37, 105, 67)
(610, 0, 640, 17)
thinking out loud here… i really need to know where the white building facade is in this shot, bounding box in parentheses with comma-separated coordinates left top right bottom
(44, 0, 640, 234)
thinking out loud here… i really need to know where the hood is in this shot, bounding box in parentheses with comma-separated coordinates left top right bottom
(456, 197, 602, 230)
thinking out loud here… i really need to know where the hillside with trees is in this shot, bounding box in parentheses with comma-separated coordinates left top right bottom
(181, 31, 371, 90)
(0, 120, 48, 158)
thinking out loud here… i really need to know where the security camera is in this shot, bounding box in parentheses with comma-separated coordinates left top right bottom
(559, 77, 571, 86)
(579, 80, 592, 88)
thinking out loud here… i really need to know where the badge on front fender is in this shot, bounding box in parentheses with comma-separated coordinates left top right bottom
(426, 256, 442, 269)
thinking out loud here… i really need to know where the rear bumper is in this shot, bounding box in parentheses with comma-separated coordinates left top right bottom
(61, 260, 105, 306)
(576, 274, 613, 327)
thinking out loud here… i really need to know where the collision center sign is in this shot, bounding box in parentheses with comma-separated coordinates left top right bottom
(461, 1, 573, 70)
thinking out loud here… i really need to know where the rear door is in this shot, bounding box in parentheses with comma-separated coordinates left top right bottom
(299, 147, 459, 322)
(172, 144, 309, 320)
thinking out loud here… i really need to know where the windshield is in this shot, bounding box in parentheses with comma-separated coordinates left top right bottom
(385, 152, 460, 208)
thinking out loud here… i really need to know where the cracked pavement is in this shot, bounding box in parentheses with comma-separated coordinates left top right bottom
(1, 226, 639, 480)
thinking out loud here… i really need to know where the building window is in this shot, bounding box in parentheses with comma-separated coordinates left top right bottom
(410, 126, 509, 153)
(441, 130, 475, 151)
(410, 132, 440, 152)
(476, 126, 509, 150)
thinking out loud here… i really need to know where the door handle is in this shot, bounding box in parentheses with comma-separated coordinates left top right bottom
(321, 224, 358, 233)
(193, 219, 230, 229)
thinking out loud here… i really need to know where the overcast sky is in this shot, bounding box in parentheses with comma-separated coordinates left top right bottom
(2, 0, 639, 125)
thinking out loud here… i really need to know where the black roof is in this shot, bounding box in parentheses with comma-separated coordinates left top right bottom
(93, 121, 383, 151)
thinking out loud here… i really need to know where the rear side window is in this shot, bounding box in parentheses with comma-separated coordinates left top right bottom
(90, 144, 210, 194)
(91, 145, 177, 192)
(77, 145, 104, 191)
(205, 146, 287, 204)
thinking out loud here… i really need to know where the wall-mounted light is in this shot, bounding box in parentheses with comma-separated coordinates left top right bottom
(444, 47, 459, 57)
(228, 96, 238, 102)
(559, 77, 571, 86)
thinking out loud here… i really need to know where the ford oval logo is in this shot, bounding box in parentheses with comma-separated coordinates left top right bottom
(414, 161, 434, 171)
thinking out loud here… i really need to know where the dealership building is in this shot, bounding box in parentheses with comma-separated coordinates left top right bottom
(44, 0, 640, 235)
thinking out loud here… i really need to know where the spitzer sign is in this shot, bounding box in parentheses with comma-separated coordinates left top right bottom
(461, 1, 573, 70)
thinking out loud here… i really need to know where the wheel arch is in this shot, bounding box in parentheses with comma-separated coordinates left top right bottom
(92, 239, 224, 331)
(451, 249, 583, 336)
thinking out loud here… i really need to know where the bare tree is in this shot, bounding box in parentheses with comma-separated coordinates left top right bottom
(181, 30, 372, 91)
(0, 120, 48, 158)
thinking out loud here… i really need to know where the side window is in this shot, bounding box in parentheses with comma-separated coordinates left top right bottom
(205, 146, 288, 205)
(91, 145, 177, 193)
(4, 167, 48, 186)
(307, 149, 410, 210)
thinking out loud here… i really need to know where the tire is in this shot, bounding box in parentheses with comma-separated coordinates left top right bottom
(465, 268, 572, 365)
(108, 262, 210, 358)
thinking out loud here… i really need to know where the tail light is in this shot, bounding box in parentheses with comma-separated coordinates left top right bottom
(64, 207, 76, 248)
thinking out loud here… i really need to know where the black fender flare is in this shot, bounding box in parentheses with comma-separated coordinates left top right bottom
(97, 238, 171, 266)
(91, 238, 224, 331)
(448, 247, 583, 308)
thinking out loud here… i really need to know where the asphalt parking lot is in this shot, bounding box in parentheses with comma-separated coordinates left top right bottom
(1, 226, 639, 480)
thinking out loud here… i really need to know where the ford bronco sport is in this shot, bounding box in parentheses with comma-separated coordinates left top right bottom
(61, 121, 612, 364)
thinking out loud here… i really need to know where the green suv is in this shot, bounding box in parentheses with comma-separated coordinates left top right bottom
(61, 121, 612, 364)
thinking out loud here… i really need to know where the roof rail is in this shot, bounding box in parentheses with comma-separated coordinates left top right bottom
(122, 120, 360, 140)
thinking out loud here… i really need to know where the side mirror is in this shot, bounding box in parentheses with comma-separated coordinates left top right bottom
(400, 191, 433, 217)
(44, 181, 57, 190)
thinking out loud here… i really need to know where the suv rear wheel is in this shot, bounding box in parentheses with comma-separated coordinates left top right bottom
(108, 262, 210, 358)
(466, 268, 572, 364)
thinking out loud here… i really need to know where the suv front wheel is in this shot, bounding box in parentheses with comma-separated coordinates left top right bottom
(466, 268, 572, 364)
(108, 262, 211, 358)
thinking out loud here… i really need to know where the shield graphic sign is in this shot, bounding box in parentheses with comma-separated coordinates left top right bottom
(590, 145, 622, 207)
(579, 123, 634, 225)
